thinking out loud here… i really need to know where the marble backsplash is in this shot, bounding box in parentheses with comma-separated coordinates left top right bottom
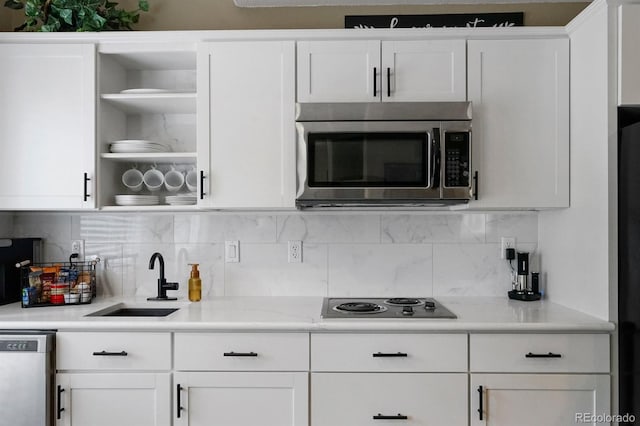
(8, 212, 538, 300)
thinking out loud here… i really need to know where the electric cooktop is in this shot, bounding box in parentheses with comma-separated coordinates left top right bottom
(321, 297, 457, 319)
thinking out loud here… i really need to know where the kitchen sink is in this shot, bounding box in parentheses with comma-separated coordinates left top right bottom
(95, 307, 178, 317)
(86, 303, 182, 317)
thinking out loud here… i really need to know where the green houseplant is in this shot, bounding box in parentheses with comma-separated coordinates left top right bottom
(4, 0, 149, 31)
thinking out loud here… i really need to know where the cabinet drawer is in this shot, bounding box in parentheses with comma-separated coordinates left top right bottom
(311, 333, 467, 372)
(470, 334, 610, 373)
(56, 332, 171, 371)
(312, 373, 467, 426)
(174, 332, 309, 371)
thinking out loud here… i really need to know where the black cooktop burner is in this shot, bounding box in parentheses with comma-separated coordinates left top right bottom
(333, 302, 387, 314)
(384, 298, 424, 306)
(322, 297, 456, 319)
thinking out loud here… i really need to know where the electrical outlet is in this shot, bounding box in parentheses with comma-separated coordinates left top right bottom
(501, 237, 515, 259)
(288, 241, 302, 263)
(225, 240, 239, 263)
(71, 239, 85, 261)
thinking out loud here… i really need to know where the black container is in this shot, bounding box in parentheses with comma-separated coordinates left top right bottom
(0, 238, 42, 306)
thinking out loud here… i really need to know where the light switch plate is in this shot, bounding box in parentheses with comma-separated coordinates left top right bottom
(225, 240, 239, 263)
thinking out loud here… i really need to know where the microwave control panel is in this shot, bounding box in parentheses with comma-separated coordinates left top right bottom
(444, 132, 470, 188)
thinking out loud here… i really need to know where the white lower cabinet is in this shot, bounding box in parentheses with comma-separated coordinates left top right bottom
(55, 332, 172, 426)
(173, 332, 310, 426)
(312, 373, 467, 426)
(470, 374, 610, 426)
(310, 333, 468, 426)
(173, 372, 308, 426)
(469, 333, 611, 426)
(55, 373, 171, 426)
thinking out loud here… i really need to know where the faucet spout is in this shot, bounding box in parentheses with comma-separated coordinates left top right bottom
(149, 252, 165, 280)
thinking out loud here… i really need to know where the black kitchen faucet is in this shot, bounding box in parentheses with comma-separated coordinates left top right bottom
(147, 252, 179, 301)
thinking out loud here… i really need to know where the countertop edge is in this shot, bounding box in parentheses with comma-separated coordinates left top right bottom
(0, 320, 616, 333)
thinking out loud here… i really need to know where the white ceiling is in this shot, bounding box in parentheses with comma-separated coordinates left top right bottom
(234, 0, 589, 6)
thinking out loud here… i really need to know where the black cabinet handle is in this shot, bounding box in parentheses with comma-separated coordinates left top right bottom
(473, 171, 479, 200)
(387, 67, 391, 97)
(478, 385, 483, 421)
(373, 67, 377, 97)
(199, 170, 206, 200)
(372, 352, 408, 358)
(83, 172, 91, 202)
(92, 350, 128, 356)
(57, 385, 65, 420)
(525, 352, 562, 358)
(177, 384, 183, 419)
(373, 413, 408, 420)
(224, 351, 258, 357)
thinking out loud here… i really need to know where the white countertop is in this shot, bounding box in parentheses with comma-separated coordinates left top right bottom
(0, 296, 614, 333)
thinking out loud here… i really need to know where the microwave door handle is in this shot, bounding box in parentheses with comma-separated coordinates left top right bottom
(430, 131, 441, 189)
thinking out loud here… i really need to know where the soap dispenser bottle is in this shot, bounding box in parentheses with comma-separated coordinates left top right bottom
(188, 263, 201, 302)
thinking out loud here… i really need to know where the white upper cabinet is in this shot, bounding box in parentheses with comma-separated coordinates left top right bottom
(0, 44, 96, 210)
(381, 40, 466, 102)
(468, 38, 569, 209)
(297, 39, 466, 103)
(96, 43, 197, 210)
(198, 40, 296, 209)
(619, 4, 640, 105)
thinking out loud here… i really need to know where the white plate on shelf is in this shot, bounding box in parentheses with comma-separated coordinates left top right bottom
(109, 140, 170, 153)
(120, 88, 173, 94)
(114, 195, 160, 206)
(165, 195, 197, 206)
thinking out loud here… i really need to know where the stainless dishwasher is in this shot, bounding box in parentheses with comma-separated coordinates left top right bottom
(0, 332, 55, 426)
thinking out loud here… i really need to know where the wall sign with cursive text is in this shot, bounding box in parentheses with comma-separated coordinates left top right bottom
(345, 12, 524, 29)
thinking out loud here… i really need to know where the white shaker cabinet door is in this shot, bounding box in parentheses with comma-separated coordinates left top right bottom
(468, 39, 569, 208)
(381, 40, 466, 102)
(0, 44, 95, 209)
(198, 40, 295, 208)
(297, 40, 381, 103)
(174, 372, 308, 426)
(471, 374, 610, 426)
(55, 373, 171, 426)
(312, 373, 468, 426)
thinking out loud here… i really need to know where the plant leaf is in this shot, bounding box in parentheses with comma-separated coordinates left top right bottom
(138, 0, 148, 12)
(58, 8, 73, 25)
(4, 0, 24, 10)
(24, 0, 38, 17)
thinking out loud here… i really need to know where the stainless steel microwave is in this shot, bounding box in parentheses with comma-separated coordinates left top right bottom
(295, 102, 474, 208)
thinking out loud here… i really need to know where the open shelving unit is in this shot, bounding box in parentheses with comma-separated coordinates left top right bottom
(97, 43, 198, 210)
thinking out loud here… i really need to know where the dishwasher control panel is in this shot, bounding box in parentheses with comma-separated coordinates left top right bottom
(0, 340, 38, 351)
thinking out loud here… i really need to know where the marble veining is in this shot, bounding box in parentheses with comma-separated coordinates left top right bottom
(277, 214, 380, 243)
(382, 213, 485, 243)
(328, 244, 432, 297)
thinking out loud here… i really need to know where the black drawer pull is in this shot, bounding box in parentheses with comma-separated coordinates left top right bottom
(525, 352, 562, 358)
(57, 385, 65, 420)
(83, 172, 91, 202)
(224, 351, 258, 357)
(372, 352, 408, 358)
(177, 384, 183, 418)
(373, 67, 377, 97)
(200, 170, 206, 200)
(92, 350, 128, 357)
(478, 386, 483, 420)
(374, 413, 408, 420)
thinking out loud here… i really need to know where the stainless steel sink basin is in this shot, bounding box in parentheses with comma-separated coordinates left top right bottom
(86, 303, 182, 317)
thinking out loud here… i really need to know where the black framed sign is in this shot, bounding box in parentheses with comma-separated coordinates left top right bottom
(345, 12, 524, 29)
